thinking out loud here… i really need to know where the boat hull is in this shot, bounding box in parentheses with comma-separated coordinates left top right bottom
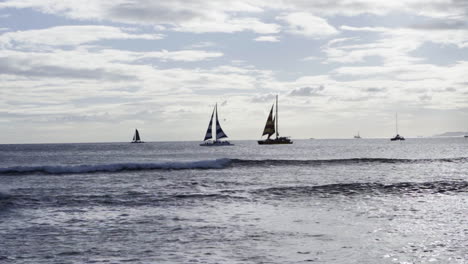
(257, 137, 293, 145)
(200, 141, 234, 146)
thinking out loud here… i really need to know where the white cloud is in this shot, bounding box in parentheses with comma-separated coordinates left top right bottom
(142, 49, 223, 62)
(277, 12, 338, 38)
(340, 25, 387, 32)
(268, 0, 468, 19)
(0, 0, 278, 34)
(325, 25, 468, 64)
(173, 17, 280, 34)
(301, 56, 320, 61)
(254, 35, 280, 42)
(185, 41, 216, 49)
(0, 25, 163, 47)
(1, 1, 468, 142)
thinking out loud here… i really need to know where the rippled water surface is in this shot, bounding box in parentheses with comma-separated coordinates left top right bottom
(0, 138, 467, 263)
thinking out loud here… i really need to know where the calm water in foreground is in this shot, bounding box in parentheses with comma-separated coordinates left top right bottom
(0, 138, 467, 263)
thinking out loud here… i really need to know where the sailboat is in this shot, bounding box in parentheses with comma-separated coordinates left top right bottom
(131, 129, 144, 143)
(200, 103, 233, 146)
(354, 131, 361, 139)
(390, 113, 405, 141)
(258, 95, 292, 145)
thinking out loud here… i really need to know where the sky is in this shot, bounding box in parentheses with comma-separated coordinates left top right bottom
(1, 0, 468, 143)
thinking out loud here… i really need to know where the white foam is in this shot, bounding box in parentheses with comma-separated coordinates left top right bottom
(0, 158, 232, 175)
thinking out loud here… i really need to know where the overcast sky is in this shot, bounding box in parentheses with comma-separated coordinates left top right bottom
(1, 0, 468, 143)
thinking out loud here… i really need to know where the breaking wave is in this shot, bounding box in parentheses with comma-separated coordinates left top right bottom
(0, 159, 232, 175)
(0, 157, 466, 175)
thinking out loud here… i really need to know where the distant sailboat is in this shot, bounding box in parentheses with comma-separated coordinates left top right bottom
(390, 113, 405, 141)
(131, 129, 144, 143)
(354, 131, 361, 139)
(258, 95, 292, 145)
(200, 104, 233, 146)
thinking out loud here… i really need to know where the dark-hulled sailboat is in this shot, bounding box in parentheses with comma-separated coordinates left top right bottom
(200, 104, 233, 146)
(354, 131, 361, 139)
(258, 95, 292, 145)
(390, 113, 405, 141)
(131, 129, 144, 143)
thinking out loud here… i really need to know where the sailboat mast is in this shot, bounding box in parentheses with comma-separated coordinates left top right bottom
(214, 103, 217, 141)
(276, 95, 279, 139)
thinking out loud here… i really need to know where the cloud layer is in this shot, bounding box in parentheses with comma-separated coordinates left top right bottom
(0, 0, 468, 142)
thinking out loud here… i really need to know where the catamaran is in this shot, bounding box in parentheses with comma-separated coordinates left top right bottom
(200, 104, 233, 146)
(390, 113, 405, 141)
(131, 129, 144, 143)
(258, 95, 292, 145)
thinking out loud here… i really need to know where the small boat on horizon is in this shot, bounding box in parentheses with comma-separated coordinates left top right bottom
(354, 131, 361, 139)
(131, 129, 144, 143)
(200, 103, 233, 146)
(258, 95, 292, 145)
(390, 113, 405, 141)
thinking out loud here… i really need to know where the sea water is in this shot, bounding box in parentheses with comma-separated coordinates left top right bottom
(0, 138, 467, 263)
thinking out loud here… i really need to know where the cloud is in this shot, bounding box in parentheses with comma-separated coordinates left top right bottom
(364, 87, 386, 93)
(419, 94, 432, 101)
(268, 0, 468, 19)
(340, 25, 387, 32)
(325, 24, 468, 65)
(173, 17, 280, 34)
(0, 25, 163, 47)
(184, 41, 216, 49)
(0, 53, 135, 80)
(0, 0, 278, 34)
(251, 94, 277, 103)
(301, 56, 320, 61)
(289, 85, 325, 96)
(142, 49, 223, 62)
(254, 35, 280, 42)
(277, 12, 338, 38)
(410, 19, 468, 30)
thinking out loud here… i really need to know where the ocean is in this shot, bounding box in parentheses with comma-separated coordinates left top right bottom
(0, 138, 467, 263)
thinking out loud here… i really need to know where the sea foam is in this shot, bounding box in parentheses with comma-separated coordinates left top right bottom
(0, 159, 232, 175)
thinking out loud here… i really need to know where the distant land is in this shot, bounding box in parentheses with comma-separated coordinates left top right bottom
(433, 131, 468, 137)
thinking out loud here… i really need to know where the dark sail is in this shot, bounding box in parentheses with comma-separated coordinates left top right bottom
(133, 129, 141, 141)
(203, 107, 215, 141)
(215, 105, 228, 140)
(262, 104, 275, 138)
(131, 129, 142, 143)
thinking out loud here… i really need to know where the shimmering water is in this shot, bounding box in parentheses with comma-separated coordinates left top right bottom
(0, 138, 467, 263)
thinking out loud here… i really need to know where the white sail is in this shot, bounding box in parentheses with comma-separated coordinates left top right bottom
(203, 107, 215, 141)
(215, 104, 228, 140)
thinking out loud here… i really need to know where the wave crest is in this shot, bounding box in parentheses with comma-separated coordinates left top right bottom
(0, 157, 466, 175)
(0, 159, 232, 175)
